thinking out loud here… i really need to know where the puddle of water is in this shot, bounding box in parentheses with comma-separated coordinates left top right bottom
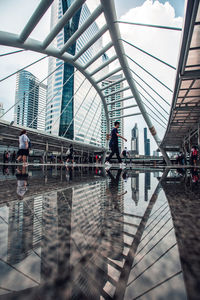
(0, 165, 199, 299)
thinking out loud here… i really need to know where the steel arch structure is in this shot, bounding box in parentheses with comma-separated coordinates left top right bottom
(0, 0, 171, 163)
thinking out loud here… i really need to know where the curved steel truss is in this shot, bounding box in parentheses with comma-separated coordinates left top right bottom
(0, 0, 173, 163)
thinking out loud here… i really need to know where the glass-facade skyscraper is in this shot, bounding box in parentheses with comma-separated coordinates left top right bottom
(45, 0, 104, 146)
(144, 127, 150, 156)
(131, 123, 139, 154)
(14, 70, 47, 131)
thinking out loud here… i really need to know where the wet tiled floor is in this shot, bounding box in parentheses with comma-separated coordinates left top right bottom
(0, 165, 199, 299)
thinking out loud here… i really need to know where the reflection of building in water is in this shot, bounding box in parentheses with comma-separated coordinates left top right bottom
(7, 199, 34, 264)
(131, 123, 139, 154)
(144, 172, 151, 202)
(131, 173, 139, 205)
(7, 195, 43, 264)
(104, 170, 124, 260)
(70, 182, 106, 298)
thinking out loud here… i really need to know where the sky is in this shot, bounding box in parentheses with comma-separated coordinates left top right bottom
(0, 0, 185, 154)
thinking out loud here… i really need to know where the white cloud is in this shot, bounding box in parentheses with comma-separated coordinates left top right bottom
(118, 0, 183, 154)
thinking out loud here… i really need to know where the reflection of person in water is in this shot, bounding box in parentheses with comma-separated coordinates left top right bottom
(191, 168, 199, 185)
(106, 169, 127, 211)
(16, 166, 28, 199)
(65, 166, 73, 182)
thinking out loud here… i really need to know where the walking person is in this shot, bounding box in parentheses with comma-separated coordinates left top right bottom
(66, 144, 74, 164)
(3, 151, 7, 163)
(121, 147, 130, 164)
(7, 151, 11, 163)
(105, 121, 127, 167)
(17, 130, 30, 166)
(11, 151, 16, 163)
(191, 146, 198, 166)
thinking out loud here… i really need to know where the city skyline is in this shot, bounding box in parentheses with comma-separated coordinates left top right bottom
(0, 0, 184, 153)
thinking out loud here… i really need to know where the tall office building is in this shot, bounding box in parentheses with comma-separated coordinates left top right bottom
(0, 102, 4, 119)
(131, 123, 139, 154)
(144, 127, 150, 156)
(101, 74, 124, 149)
(14, 70, 47, 131)
(45, 0, 103, 146)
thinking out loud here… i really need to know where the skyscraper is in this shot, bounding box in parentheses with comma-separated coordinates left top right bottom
(144, 127, 150, 156)
(45, 0, 103, 146)
(101, 74, 124, 149)
(14, 70, 47, 131)
(131, 123, 139, 154)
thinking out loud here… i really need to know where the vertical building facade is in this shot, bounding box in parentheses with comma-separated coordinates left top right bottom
(131, 123, 139, 154)
(14, 70, 47, 131)
(144, 127, 150, 156)
(101, 74, 124, 150)
(45, 0, 103, 146)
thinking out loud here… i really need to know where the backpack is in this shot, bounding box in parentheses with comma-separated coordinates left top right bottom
(122, 150, 126, 156)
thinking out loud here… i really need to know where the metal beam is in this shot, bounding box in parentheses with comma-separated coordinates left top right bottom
(181, 70, 200, 79)
(89, 55, 117, 76)
(0, 31, 110, 143)
(121, 38, 176, 70)
(174, 106, 200, 111)
(74, 24, 108, 60)
(108, 104, 137, 113)
(104, 86, 129, 97)
(101, 0, 171, 165)
(83, 41, 113, 69)
(109, 112, 141, 120)
(115, 21, 182, 31)
(60, 4, 103, 55)
(42, 0, 86, 49)
(101, 76, 126, 91)
(19, 0, 54, 43)
(95, 66, 122, 84)
(106, 95, 134, 105)
(125, 54, 173, 92)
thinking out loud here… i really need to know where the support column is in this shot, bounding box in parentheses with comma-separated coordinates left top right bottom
(61, 145, 63, 163)
(45, 141, 48, 163)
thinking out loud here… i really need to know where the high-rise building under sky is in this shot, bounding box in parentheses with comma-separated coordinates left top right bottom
(144, 127, 150, 156)
(14, 70, 47, 131)
(45, 0, 104, 146)
(101, 74, 124, 150)
(131, 123, 139, 155)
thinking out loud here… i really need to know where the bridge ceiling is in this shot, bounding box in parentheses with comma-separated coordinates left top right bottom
(161, 0, 200, 149)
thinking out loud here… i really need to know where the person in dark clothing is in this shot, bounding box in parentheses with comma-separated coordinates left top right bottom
(105, 121, 127, 166)
(11, 151, 16, 163)
(66, 144, 74, 164)
(191, 146, 198, 166)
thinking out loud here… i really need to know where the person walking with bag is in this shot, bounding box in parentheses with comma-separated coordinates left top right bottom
(105, 121, 127, 168)
(17, 130, 30, 166)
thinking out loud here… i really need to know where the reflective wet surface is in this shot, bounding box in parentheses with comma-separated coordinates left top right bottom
(0, 165, 199, 299)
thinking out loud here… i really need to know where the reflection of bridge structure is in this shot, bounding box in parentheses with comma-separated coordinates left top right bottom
(1, 1, 199, 164)
(0, 168, 189, 299)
